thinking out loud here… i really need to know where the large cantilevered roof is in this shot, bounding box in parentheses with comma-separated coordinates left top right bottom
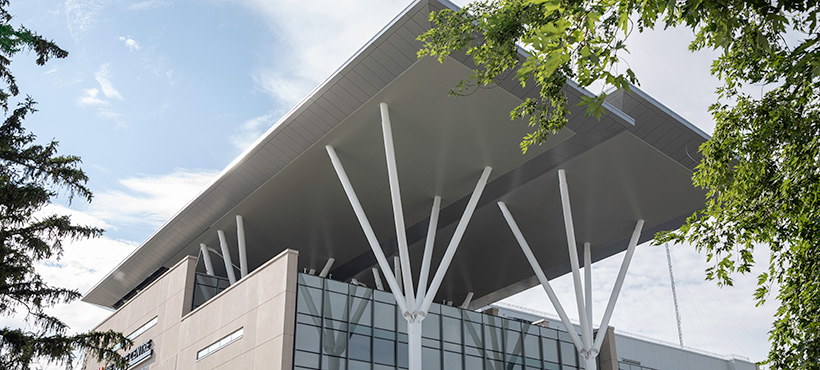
(83, 0, 708, 309)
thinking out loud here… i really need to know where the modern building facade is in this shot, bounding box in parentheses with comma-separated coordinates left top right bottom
(84, 248, 756, 370)
(83, 0, 756, 369)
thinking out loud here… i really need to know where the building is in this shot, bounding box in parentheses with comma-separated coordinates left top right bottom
(82, 0, 756, 369)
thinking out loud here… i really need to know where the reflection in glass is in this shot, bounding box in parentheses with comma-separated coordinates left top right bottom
(505, 328, 523, 355)
(560, 341, 577, 366)
(523, 333, 539, 359)
(324, 291, 348, 322)
(349, 296, 372, 327)
(348, 333, 371, 362)
(422, 314, 440, 339)
(349, 359, 369, 370)
(464, 320, 483, 348)
(295, 350, 320, 368)
(294, 274, 599, 370)
(322, 355, 345, 370)
(442, 316, 462, 344)
(444, 351, 462, 370)
(295, 323, 321, 352)
(543, 337, 559, 362)
(374, 338, 395, 365)
(422, 347, 441, 370)
(374, 302, 395, 330)
(465, 355, 483, 370)
(485, 325, 503, 353)
(297, 285, 323, 320)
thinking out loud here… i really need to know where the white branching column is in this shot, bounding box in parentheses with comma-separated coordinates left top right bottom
(326, 102, 492, 370)
(498, 169, 644, 370)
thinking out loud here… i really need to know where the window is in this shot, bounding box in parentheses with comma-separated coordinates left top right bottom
(113, 316, 157, 350)
(196, 328, 243, 360)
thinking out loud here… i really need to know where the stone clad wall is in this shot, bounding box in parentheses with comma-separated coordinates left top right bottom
(85, 249, 298, 370)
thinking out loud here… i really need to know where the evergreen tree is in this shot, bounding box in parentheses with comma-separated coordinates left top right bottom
(0, 0, 130, 368)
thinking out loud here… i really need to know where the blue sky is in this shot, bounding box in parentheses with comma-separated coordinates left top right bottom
(3, 0, 776, 367)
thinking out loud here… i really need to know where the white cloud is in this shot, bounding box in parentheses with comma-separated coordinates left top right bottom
(94, 64, 123, 100)
(64, 0, 108, 41)
(232, 0, 409, 105)
(229, 111, 281, 151)
(95, 108, 128, 129)
(90, 169, 219, 229)
(119, 36, 141, 52)
(76, 64, 128, 127)
(77, 88, 106, 106)
(501, 242, 776, 363)
(127, 0, 171, 11)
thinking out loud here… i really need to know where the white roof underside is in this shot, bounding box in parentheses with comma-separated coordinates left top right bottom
(83, 0, 708, 309)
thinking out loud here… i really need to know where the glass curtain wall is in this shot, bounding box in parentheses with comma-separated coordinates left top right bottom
(294, 273, 588, 370)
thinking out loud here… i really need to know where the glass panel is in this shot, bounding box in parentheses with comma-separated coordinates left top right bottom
(324, 291, 348, 322)
(484, 315, 503, 328)
(464, 320, 483, 348)
(350, 325, 372, 336)
(374, 302, 395, 330)
(375, 365, 394, 370)
(397, 309, 407, 334)
(398, 341, 408, 368)
(465, 346, 483, 357)
(444, 350, 463, 370)
(298, 313, 322, 326)
(542, 337, 559, 362)
(485, 358, 504, 370)
(349, 333, 371, 362)
(505, 328, 523, 355)
(443, 342, 460, 352)
(350, 284, 372, 298)
(525, 357, 541, 367)
(349, 297, 372, 327)
(374, 338, 395, 365)
(324, 319, 348, 331)
(325, 278, 348, 293)
(295, 350, 320, 368)
(422, 314, 440, 339)
(487, 350, 504, 362)
(462, 310, 482, 323)
(441, 305, 460, 318)
(322, 355, 345, 370)
(506, 355, 524, 370)
(322, 329, 347, 357)
(374, 328, 396, 340)
(374, 289, 395, 303)
(299, 273, 323, 288)
(465, 355, 483, 370)
(442, 316, 462, 344)
(295, 324, 322, 352)
(541, 327, 558, 339)
(558, 331, 572, 342)
(543, 361, 561, 370)
(524, 333, 539, 360)
(349, 359, 370, 370)
(485, 325, 504, 353)
(297, 286, 323, 316)
(560, 341, 577, 366)
(422, 347, 441, 370)
(422, 337, 439, 348)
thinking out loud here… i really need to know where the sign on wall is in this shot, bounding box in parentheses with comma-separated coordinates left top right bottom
(98, 340, 153, 370)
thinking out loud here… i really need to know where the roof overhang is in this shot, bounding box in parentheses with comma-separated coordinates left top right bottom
(83, 0, 708, 309)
